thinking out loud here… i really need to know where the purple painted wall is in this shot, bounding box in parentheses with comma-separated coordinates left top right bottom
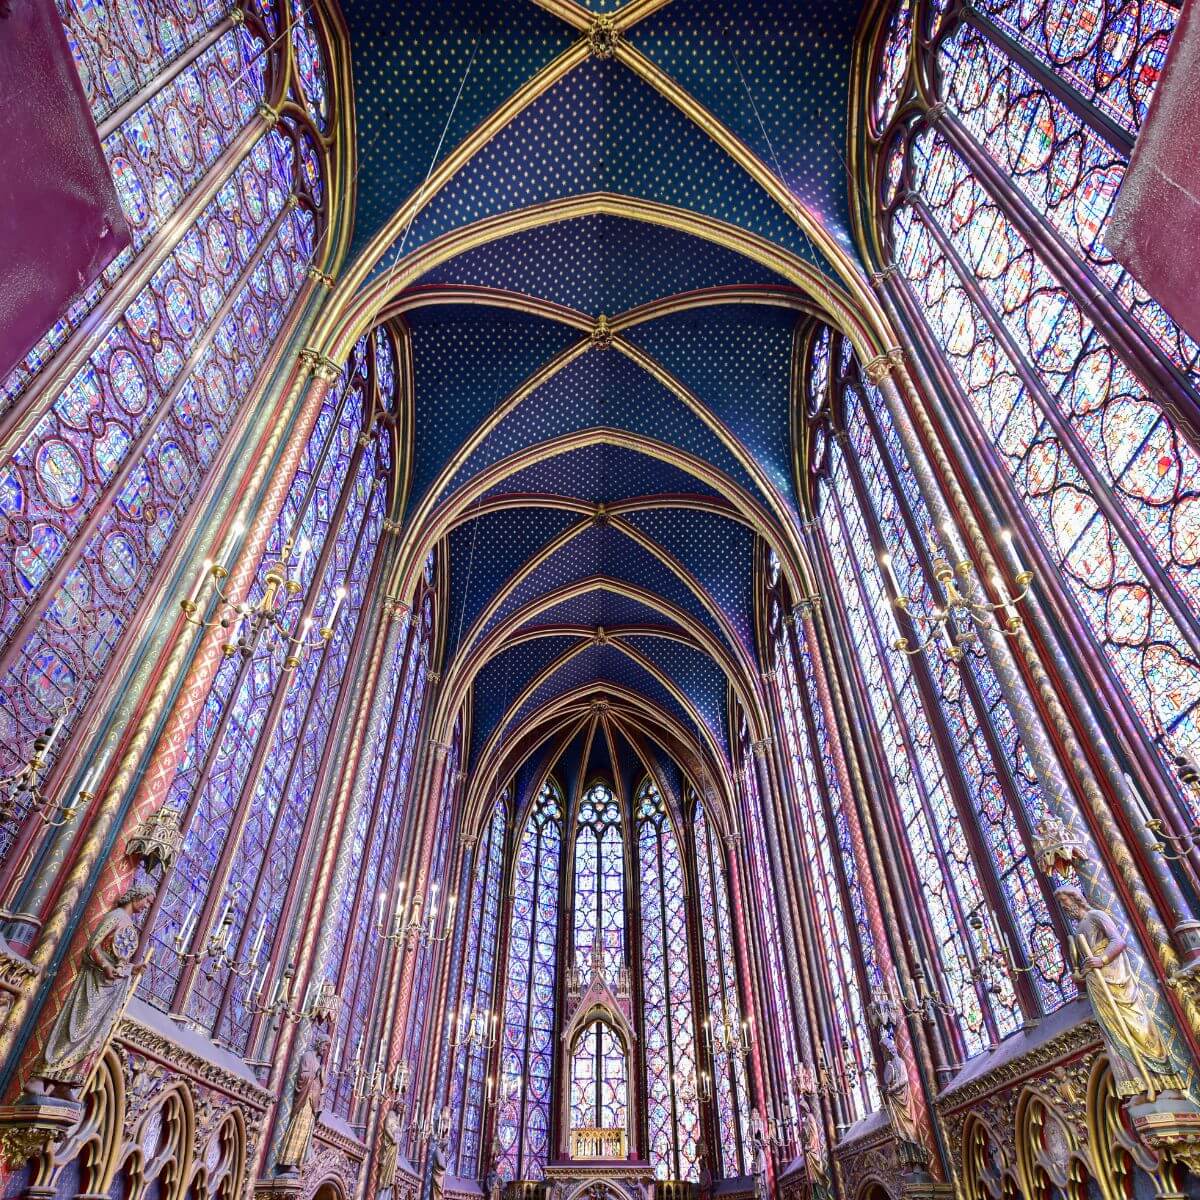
(1107, 0, 1200, 344)
(0, 0, 130, 382)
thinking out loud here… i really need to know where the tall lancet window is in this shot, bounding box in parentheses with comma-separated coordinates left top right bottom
(448, 797, 508, 1176)
(866, 0, 1200, 794)
(497, 780, 563, 1182)
(327, 563, 435, 1117)
(803, 320, 1073, 1061)
(768, 545, 879, 1120)
(636, 779, 700, 1181)
(733, 717, 801, 1107)
(0, 0, 331, 863)
(140, 329, 390, 1055)
(573, 782, 626, 968)
(693, 797, 750, 1177)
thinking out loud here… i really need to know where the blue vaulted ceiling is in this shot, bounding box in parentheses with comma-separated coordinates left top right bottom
(337, 0, 865, 784)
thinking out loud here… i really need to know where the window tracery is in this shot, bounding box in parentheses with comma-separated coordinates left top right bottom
(693, 796, 750, 1177)
(496, 780, 563, 1182)
(636, 778, 700, 1181)
(138, 328, 392, 1059)
(0, 0, 333, 867)
(866, 0, 1200, 803)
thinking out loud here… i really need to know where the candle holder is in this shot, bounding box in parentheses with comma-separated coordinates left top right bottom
(450, 1004, 497, 1052)
(873, 960, 955, 1025)
(1134, 749, 1200, 861)
(881, 525, 1033, 662)
(672, 1067, 712, 1105)
(0, 698, 92, 831)
(705, 1006, 753, 1066)
(179, 529, 346, 673)
(172, 895, 268, 987)
(967, 909, 1033, 993)
(379, 880, 456, 949)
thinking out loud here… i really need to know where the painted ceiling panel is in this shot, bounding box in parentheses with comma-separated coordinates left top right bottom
(505, 643, 695, 749)
(445, 345, 763, 504)
(372, 57, 833, 276)
(476, 522, 729, 654)
(415, 214, 791, 315)
(405, 305, 581, 515)
(620, 505, 756, 654)
(478, 441, 722, 505)
(516, 585, 689, 638)
(468, 632, 584, 768)
(343, 0, 574, 261)
(625, 304, 798, 509)
(445, 505, 584, 659)
(621, 633, 729, 756)
(628, 0, 861, 248)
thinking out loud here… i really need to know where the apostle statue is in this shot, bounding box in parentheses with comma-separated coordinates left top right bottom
(483, 1161, 501, 1200)
(378, 1103, 401, 1197)
(1056, 885, 1185, 1099)
(794, 1089, 827, 1185)
(277, 1028, 331, 1173)
(26, 881, 156, 1101)
(749, 1109, 769, 1199)
(430, 1132, 447, 1200)
(878, 1021, 919, 1145)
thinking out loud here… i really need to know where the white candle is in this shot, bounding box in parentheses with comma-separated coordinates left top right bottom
(1000, 529, 1027, 578)
(292, 536, 310, 585)
(186, 559, 212, 607)
(941, 519, 968, 563)
(1122, 772, 1156, 827)
(879, 550, 901, 597)
(43, 709, 68, 755)
(216, 521, 244, 572)
(177, 902, 196, 947)
(251, 913, 266, 960)
(328, 585, 347, 626)
(79, 761, 102, 798)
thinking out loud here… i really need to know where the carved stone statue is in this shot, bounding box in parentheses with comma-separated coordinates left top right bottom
(794, 1089, 826, 1184)
(430, 1136, 447, 1200)
(276, 1028, 330, 1173)
(378, 1104, 401, 1196)
(484, 1163, 501, 1200)
(697, 1139, 712, 1200)
(26, 881, 155, 1100)
(1056, 885, 1185, 1099)
(749, 1109, 768, 1199)
(878, 1022, 919, 1145)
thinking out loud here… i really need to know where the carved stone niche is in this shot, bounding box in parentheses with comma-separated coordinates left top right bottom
(0, 935, 38, 1030)
(833, 1113, 951, 1200)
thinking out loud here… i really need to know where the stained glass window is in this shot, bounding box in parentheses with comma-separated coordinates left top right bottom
(771, 606, 879, 1121)
(139, 331, 391, 1058)
(868, 0, 1200, 802)
(496, 780, 562, 1182)
(449, 798, 508, 1176)
(403, 727, 461, 1152)
(832, 340, 1073, 1013)
(0, 0, 331, 869)
(734, 719, 802, 1105)
(693, 797, 750, 1177)
(573, 782, 625, 970)
(325, 608, 428, 1114)
(637, 779, 700, 1181)
(570, 1020, 628, 1134)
